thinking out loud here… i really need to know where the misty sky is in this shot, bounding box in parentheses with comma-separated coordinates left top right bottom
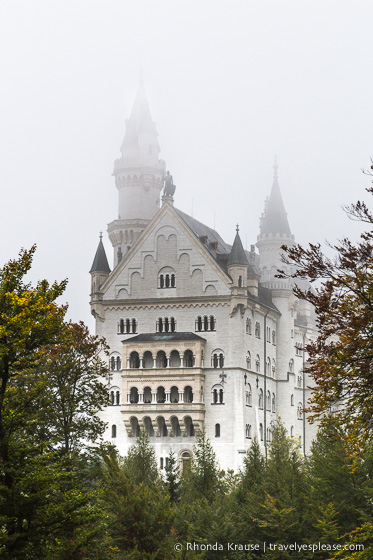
(0, 0, 372, 331)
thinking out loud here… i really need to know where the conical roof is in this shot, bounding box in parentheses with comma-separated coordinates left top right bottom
(228, 227, 248, 266)
(260, 163, 292, 236)
(120, 78, 158, 154)
(90, 235, 111, 274)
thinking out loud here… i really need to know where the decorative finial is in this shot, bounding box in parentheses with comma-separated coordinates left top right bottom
(236, 223, 239, 234)
(99, 231, 103, 240)
(273, 156, 278, 180)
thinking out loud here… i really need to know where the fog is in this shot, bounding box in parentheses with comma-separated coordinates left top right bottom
(0, 0, 372, 330)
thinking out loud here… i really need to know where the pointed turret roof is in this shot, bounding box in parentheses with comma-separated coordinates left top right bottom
(228, 225, 248, 266)
(120, 78, 158, 154)
(90, 234, 111, 274)
(260, 161, 292, 236)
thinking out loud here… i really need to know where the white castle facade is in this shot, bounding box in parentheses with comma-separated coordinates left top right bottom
(90, 81, 318, 472)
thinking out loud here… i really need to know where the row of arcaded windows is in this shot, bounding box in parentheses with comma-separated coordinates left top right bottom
(258, 390, 276, 412)
(156, 317, 176, 333)
(195, 315, 216, 332)
(110, 356, 122, 371)
(118, 318, 137, 334)
(128, 386, 194, 404)
(118, 315, 217, 335)
(128, 349, 195, 369)
(129, 416, 195, 438)
(110, 389, 120, 405)
(159, 273, 176, 288)
(246, 318, 276, 345)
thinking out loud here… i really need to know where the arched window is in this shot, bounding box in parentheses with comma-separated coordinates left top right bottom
(246, 351, 251, 370)
(215, 423, 220, 437)
(158, 268, 176, 289)
(129, 387, 139, 404)
(179, 450, 192, 472)
(256, 355, 260, 373)
(210, 316, 216, 330)
(156, 350, 167, 368)
(259, 423, 263, 441)
(272, 330, 276, 345)
(291, 426, 294, 437)
(289, 359, 294, 373)
(116, 357, 121, 371)
(266, 428, 271, 442)
(116, 390, 120, 405)
(246, 318, 252, 334)
(157, 317, 176, 333)
(184, 350, 194, 368)
(291, 394, 294, 406)
(212, 384, 224, 404)
(118, 318, 137, 334)
(272, 393, 276, 412)
(259, 389, 263, 409)
(297, 403, 303, 420)
(255, 322, 261, 338)
(246, 424, 252, 438)
(272, 359, 276, 378)
(195, 315, 216, 332)
(111, 425, 117, 438)
(238, 275, 243, 287)
(203, 315, 209, 330)
(196, 316, 202, 331)
(110, 390, 114, 405)
(211, 350, 225, 368)
(143, 386, 152, 403)
(170, 350, 181, 367)
(246, 384, 252, 406)
(157, 386, 166, 403)
(142, 351, 153, 369)
(160, 457, 164, 469)
(129, 351, 140, 369)
(184, 386, 193, 403)
(170, 386, 179, 403)
(266, 357, 271, 376)
(110, 356, 115, 371)
(267, 390, 271, 411)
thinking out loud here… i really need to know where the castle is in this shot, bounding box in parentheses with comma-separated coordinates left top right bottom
(90, 81, 318, 472)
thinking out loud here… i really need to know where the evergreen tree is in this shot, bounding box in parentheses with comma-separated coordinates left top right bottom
(165, 449, 180, 502)
(124, 429, 161, 487)
(309, 425, 371, 532)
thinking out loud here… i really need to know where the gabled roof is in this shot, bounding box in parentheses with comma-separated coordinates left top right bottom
(175, 208, 230, 255)
(227, 229, 248, 266)
(90, 236, 111, 274)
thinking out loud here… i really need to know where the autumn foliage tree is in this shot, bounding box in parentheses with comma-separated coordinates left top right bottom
(279, 172, 373, 441)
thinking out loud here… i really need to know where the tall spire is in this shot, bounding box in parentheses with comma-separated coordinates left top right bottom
(259, 160, 291, 237)
(109, 78, 166, 267)
(90, 233, 111, 274)
(120, 79, 159, 158)
(228, 226, 248, 266)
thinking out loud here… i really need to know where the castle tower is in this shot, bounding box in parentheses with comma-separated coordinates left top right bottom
(108, 79, 166, 266)
(227, 225, 248, 316)
(256, 161, 295, 289)
(256, 162, 296, 380)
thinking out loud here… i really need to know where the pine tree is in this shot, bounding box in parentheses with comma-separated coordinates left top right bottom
(165, 450, 180, 503)
(124, 429, 161, 487)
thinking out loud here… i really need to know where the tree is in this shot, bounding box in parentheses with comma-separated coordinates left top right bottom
(181, 431, 222, 502)
(165, 449, 180, 502)
(0, 248, 113, 560)
(279, 175, 373, 440)
(100, 447, 175, 560)
(124, 429, 161, 487)
(29, 321, 109, 453)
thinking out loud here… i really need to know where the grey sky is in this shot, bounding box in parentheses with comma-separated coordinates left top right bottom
(0, 0, 372, 330)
